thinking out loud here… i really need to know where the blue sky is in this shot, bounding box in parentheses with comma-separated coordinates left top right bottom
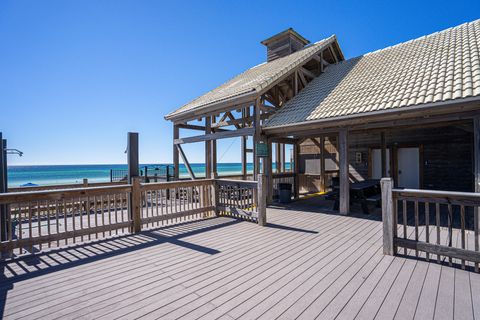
(1, 0, 479, 165)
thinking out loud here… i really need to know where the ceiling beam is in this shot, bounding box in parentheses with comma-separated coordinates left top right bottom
(174, 127, 255, 144)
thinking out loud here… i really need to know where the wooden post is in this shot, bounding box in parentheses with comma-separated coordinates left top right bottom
(275, 143, 280, 173)
(254, 98, 261, 176)
(381, 177, 395, 255)
(267, 139, 273, 203)
(0, 134, 6, 242)
(257, 174, 267, 226)
(320, 136, 326, 192)
(211, 116, 218, 179)
(83, 178, 88, 187)
(173, 125, 180, 180)
(294, 142, 300, 199)
(339, 129, 350, 215)
(205, 116, 212, 179)
(131, 176, 142, 233)
(241, 136, 247, 179)
(281, 143, 286, 172)
(474, 117, 480, 272)
(381, 131, 387, 177)
(127, 132, 139, 181)
(127, 132, 141, 233)
(212, 180, 219, 216)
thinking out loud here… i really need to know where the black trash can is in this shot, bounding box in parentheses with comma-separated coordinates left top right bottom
(278, 183, 292, 203)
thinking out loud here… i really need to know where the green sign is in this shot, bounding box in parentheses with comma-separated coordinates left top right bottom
(255, 142, 269, 157)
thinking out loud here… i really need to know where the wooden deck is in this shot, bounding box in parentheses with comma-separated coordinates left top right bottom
(1, 202, 480, 319)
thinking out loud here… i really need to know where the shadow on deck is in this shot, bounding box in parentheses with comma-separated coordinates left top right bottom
(0, 217, 240, 318)
(1, 205, 479, 319)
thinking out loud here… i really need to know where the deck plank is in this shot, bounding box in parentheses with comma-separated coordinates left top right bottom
(434, 266, 455, 320)
(1, 205, 479, 320)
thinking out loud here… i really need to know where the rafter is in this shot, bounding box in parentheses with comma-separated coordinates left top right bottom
(300, 67, 316, 79)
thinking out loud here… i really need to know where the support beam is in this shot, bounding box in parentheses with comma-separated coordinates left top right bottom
(127, 132, 139, 182)
(241, 136, 247, 179)
(176, 144, 196, 180)
(0, 135, 6, 242)
(381, 177, 395, 255)
(241, 106, 249, 179)
(174, 127, 255, 144)
(294, 71, 299, 95)
(211, 116, 218, 178)
(212, 112, 271, 129)
(381, 131, 387, 177)
(300, 67, 316, 79)
(280, 143, 285, 172)
(475, 117, 480, 193)
(176, 123, 227, 132)
(320, 136, 326, 192)
(173, 125, 180, 180)
(294, 142, 300, 198)
(205, 117, 212, 179)
(254, 97, 261, 176)
(474, 117, 480, 272)
(275, 143, 281, 173)
(339, 129, 350, 215)
(267, 139, 273, 203)
(270, 137, 297, 145)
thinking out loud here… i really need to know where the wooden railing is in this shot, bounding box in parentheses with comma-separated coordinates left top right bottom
(8, 180, 126, 193)
(139, 179, 215, 229)
(0, 184, 132, 258)
(0, 175, 267, 259)
(381, 178, 480, 272)
(215, 178, 262, 224)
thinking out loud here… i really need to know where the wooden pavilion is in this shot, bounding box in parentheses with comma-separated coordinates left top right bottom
(165, 20, 480, 215)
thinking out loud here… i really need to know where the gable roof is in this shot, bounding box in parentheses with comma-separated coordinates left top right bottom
(165, 35, 342, 121)
(265, 19, 480, 129)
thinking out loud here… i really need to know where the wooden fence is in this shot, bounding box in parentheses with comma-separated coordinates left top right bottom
(0, 176, 266, 260)
(381, 177, 480, 272)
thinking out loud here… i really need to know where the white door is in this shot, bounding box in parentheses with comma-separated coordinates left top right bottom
(397, 147, 420, 188)
(371, 149, 390, 179)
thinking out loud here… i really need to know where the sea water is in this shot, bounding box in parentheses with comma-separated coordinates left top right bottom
(7, 163, 290, 187)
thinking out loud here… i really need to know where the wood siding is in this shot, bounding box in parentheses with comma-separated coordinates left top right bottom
(297, 121, 474, 193)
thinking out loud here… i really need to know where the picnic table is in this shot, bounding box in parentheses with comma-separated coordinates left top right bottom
(333, 179, 381, 214)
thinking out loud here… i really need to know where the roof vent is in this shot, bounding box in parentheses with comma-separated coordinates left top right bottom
(261, 28, 310, 62)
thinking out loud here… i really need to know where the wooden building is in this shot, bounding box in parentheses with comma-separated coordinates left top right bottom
(165, 20, 480, 215)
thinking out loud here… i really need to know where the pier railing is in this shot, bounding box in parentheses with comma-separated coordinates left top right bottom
(381, 177, 480, 272)
(0, 175, 266, 259)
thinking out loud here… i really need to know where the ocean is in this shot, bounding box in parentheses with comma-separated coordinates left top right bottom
(7, 163, 291, 187)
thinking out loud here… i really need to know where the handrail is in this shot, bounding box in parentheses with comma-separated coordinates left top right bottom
(1, 175, 267, 260)
(0, 184, 132, 204)
(140, 178, 214, 191)
(382, 178, 480, 272)
(215, 179, 258, 188)
(8, 181, 127, 193)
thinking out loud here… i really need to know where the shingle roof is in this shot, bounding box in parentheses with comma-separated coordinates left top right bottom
(165, 36, 339, 120)
(265, 19, 480, 128)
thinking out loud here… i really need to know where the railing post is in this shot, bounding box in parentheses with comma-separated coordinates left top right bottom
(130, 176, 142, 233)
(127, 132, 141, 233)
(381, 177, 395, 255)
(212, 180, 218, 217)
(257, 174, 267, 226)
